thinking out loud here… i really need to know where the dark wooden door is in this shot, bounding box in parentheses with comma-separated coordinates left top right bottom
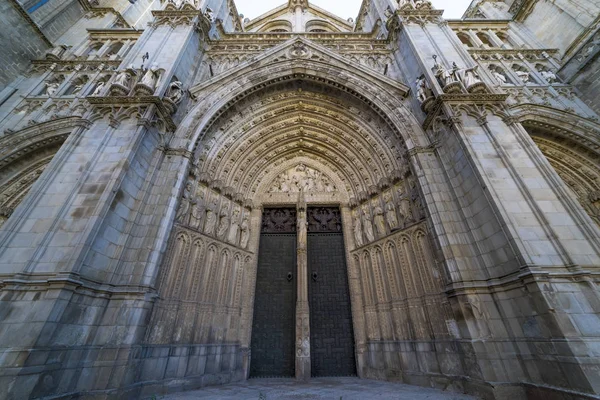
(250, 208, 297, 378)
(307, 207, 356, 377)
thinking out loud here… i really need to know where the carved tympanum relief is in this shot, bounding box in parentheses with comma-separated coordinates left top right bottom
(269, 164, 337, 193)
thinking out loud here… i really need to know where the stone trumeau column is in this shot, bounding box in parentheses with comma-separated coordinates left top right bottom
(377, 0, 600, 398)
(0, 1, 215, 398)
(295, 192, 311, 380)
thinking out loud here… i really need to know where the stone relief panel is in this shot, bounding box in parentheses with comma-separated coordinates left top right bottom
(147, 228, 253, 345)
(350, 223, 453, 345)
(268, 164, 337, 193)
(351, 174, 425, 248)
(174, 176, 252, 250)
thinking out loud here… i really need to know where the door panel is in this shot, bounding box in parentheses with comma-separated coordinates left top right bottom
(307, 207, 356, 377)
(250, 209, 297, 378)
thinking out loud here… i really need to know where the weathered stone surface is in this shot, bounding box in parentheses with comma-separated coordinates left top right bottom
(0, 0, 599, 399)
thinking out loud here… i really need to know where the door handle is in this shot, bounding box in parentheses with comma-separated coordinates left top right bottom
(312, 272, 318, 282)
(287, 272, 293, 282)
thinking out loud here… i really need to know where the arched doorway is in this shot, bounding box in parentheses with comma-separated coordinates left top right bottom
(147, 64, 450, 381)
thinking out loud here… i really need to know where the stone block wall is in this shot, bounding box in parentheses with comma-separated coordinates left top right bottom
(0, 1, 50, 93)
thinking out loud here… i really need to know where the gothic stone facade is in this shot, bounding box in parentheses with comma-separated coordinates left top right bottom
(0, 0, 600, 399)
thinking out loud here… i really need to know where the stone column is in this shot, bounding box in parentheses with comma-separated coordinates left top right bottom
(295, 195, 310, 380)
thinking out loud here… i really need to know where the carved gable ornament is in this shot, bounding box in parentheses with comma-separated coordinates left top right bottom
(269, 164, 337, 193)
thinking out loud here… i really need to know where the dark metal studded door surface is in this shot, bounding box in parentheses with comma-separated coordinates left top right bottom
(307, 207, 357, 377)
(250, 208, 297, 378)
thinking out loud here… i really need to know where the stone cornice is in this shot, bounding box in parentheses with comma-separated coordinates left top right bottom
(83, 7, 131, 28)
(422, 93, 509, 131)
(30, 59, 121, 73)
(87, 96, 177, 132)
(468, 48, 559, 61)
(87, 28, 143, 39)
(448, 19, 512, 29)
(216, 20, 382, 41)
(7, 0, 53, 47)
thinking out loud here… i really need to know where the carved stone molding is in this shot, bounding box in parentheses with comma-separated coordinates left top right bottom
(87, 96, 177, 132)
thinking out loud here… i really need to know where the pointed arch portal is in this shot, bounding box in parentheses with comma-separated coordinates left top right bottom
(151, 41, 448, 382)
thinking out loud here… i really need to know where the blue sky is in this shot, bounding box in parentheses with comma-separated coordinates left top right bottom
(235, 0, 472, 20)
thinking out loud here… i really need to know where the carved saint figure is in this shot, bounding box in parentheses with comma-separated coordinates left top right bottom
(540, 70, 558, 83)
(373, 203, 387, 237)
(415, 75, 432, 103)
(492, 70, 507, 85)
(362, 207, 375, 242)
(217, 207, 230, 240)
(204, 198, 218, 235)
(452, 63, 482, 88)
(190, 189, 206, 230)
(140, 64, 160, 90)
(240, 216, 250, 249)
(44, 81, 60, 96)
(175, 180, 193, 223)
(92, 81, 105, 96)
(166, 81, 184, 104)
(384, 194, 399, 231)
(228, 209, 241, 245)
(515, 70, 530, 84)
(398, 198, 412, 226)
(297, 209, 307, 248)
(433, 59, 455, 87)
(114, 69, 132, 88)
(353, 212, 364, 247)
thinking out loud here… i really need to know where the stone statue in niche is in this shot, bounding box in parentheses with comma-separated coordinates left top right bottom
(353, 211, 364, 247)
(398, 198, 412, 226)
(384, 193, 399, 230)
(91, 81, 105, 96)
(140, 63, 160, 90)
(240, 216, 250, 249)
(540, 70, 558, 83)
(362, 206, 375, 242)
(491, 70, 508, 85)
(44, 81, 60, 96)
(228, 209, 241, 244)
(269, 164, 336, 193)
(175, 180, 193, 224)
(515, 70, 530, 84)
(204, 198, 218, 235)
(432, 56, 456, 87)
(114, 69, 133, 88)
(297, 208, 307, 248)
(217, 206, 231, 240)
(373, 202, 387, 237)
(415, 75, 433, 104)
(166, 81, 184, 104)
(452, 62, 483, 89)
(190, 188, 206, 230)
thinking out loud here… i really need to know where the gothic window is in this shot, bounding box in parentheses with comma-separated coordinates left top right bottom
(476, 32, 495, 48)
(457, 32, 474, 48)
(86, 42, 104, 57)
(105, 42, 124, 58)
(259, 20, 292, 32)
(306, 20, 338, 33)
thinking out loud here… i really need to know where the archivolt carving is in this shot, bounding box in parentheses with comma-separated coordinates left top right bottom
(191, 81, 409, 201)
(530, 132, 600, 225)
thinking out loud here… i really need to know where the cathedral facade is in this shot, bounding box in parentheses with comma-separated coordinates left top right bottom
(0, 0, 600, 398)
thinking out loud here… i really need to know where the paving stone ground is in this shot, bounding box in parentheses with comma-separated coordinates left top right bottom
(159, 377, 479, 400)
